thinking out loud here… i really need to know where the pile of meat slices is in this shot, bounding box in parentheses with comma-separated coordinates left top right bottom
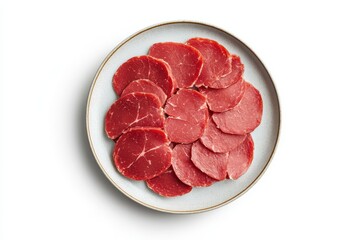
(105, 37, 263, 197)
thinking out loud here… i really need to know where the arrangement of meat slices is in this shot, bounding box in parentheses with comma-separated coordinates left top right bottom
(105, 37, 263, 197)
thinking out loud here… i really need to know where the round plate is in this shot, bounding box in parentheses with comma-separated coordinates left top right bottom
(86, 21, 280, 214)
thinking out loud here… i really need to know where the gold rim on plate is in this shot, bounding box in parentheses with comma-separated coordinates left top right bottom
(86, 21, 281, 214)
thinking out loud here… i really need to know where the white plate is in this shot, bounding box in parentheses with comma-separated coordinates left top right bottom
(86, 21, 280, 214)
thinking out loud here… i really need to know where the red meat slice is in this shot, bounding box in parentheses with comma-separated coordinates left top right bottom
(200, 118, 247, 153)
(199, 76, 245, 112)
(172, 144, 216, 187)
(149, 42, 203, 88)
(164, 89, 208, 143)
(146, 167, 192, 197)
(113, 55, 175, 97)
(113, 127, 172, 180)
(227, 134, 254, 180)
(208, 55, 244, 89)
(212, 82, 263, 134)
(191, 140, 229, 180)
(121, 79, 167, 105)
(186, 37, 232, 87)
(105, 92, 164, 140)
(164, 119, 207, 144)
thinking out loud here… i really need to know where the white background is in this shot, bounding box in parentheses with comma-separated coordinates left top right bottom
(1, 0, 359, 239)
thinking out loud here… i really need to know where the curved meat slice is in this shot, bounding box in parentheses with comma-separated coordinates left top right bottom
(121, 79, 167, 105)
(164, 89, 208, 143)
(191, 140, 229, 180)
(199, 76, 245, 112)
(212, 82, 263, 135)
(200, 118, 247, 153)
(186, 37, 232, 87)
(146, 167, 192, 197)
(227, 134, 254, 180)
(105, 92, 164, 140)
(208, 55, 244, 89)
(113, 127, 172, 180)
(164, 89, 207, 117)
(113, 55, 175, 97)
(149, 42, 203, 88)
(164, 118, 207, 144)
(172, 144, 217, 187)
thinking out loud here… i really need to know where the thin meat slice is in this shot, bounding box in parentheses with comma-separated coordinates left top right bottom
(186, 37, 232, 87)
(227, 134, 254, 180)
(113, 127, 172, 180)
(209, 55, 244, 89)
(199, 76, 245, 112)
(164, 118, 208, 144)
(146, 167, 192, 197)
(200, 118, 247, 153)
(212, 82, 263, 134)
(164, 89, 207, 117)
(149, 42, 203, 88)
(113, 55, 175, 97)
(105, 92, 164, 140)
(191, 140, 229, 180)
(121, 79, 167, 105)
(172, 144, 217, 187)
(164, 89, 208, 143)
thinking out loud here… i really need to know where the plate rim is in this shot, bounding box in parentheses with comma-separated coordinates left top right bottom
(86, 20, 281, 214)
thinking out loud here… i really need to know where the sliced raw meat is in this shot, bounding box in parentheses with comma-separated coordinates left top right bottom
(227, 134, 254, 180)
(191, 140, 229, 180)
(149, 42, 203, 88)
(105, 92, 164, 139)
(172, 144, 217, 187)
(121, 79, 167, 105)
(164, 89, 207, 117)
(199, 76, 245, 112)
(164, 89, 208, 143)
(164, 119, 207, 144)
(200, 118, 247, 153)
(212, 82, 263, 134)
(113, 55, 175, 97)
(208, 55, 244, 89)
(113, 127, 172, 180)
(146, 167, 192, 197)
(186, 37, 232, 87)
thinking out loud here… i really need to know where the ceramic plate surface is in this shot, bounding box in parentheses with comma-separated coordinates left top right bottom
(86, 21, 280, 214)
